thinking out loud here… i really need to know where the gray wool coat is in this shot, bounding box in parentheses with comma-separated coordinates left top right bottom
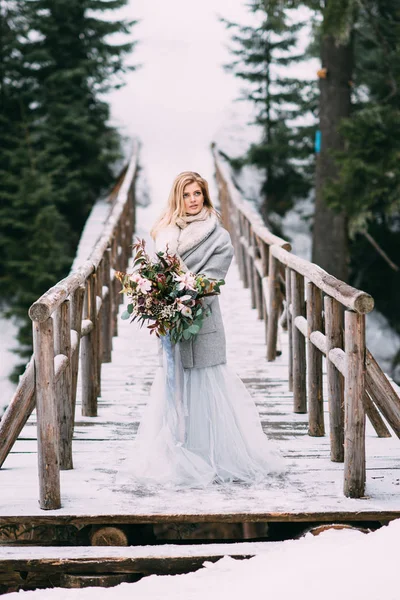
(155, 214, 234, 369)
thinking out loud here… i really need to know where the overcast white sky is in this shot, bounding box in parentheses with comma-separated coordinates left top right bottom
(108, 0, 262, 208)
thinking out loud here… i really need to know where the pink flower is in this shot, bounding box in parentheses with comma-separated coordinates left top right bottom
(173, 272, 197, 291)
(129, 272, 152, 294)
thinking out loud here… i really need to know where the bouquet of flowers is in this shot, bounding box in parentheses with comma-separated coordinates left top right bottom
(115, 239, 225, 344)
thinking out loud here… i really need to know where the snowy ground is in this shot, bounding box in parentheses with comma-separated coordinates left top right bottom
(5, 519, 400, 599)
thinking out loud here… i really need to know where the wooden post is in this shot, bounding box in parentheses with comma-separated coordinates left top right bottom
(54, 300, 73, 470)
(95, 265, 103, 399)
(252, 235, 263, 320)
(285, 267, 293, 392)
(102, 248, 113, 363)
(307, 282, 324, 436)
(260, 242, 269, 345)
(233, 207, 245, 281)
(239, 215, 249, 289)
(266, 254, 281, 361)
(111, 236, 120, 337)
(70, 284, 85, 416)
(81, 274, 98, 417)
(291, 271, 307, 413)
(33, 318, 61, 510)
(324, 296, 344, 462)
(246, 223, 256, 309)
(344, 310, 366, 498)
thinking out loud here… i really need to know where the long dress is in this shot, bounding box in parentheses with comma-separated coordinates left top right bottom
(120, 327, 285, 489)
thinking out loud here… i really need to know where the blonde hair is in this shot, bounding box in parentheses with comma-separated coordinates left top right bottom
(150, 171, 218, 239)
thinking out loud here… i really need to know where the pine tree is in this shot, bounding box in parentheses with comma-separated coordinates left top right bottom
(20, 0, 137, 245)
(0, 0, 137, 379)
(322, 2, 400, 372)
(221, 1, 315, 229)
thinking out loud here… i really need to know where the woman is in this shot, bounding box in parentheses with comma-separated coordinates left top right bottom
(126, 171, 284, 488)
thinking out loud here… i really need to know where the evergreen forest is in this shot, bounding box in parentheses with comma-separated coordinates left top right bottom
(222, 0, 400, 381)
(0, 0, 137, 380)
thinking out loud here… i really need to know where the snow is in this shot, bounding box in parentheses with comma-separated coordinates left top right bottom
(5, 519, 400, 599)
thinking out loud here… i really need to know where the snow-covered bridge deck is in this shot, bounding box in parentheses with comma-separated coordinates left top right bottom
(1, 204, 400, 527)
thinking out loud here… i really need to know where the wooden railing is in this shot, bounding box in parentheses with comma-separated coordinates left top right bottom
(212, 144, 400, 499)
(0, 144, 139, 510)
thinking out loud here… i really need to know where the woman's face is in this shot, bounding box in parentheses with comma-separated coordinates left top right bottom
(182, 181, 205, 215)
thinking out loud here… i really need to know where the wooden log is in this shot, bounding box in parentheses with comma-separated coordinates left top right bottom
(363, 392, 391, 438)
(285, 267, 293, 392)
(344, 310, 366, 499)
(95, 265, 103, 399)
(270, 245, 374, 314)
(90, 526, 129, 547)
(307, 282, 324, 436)
(311, 334, 389, 440)
(233, 209, 245, 282)
(70, 285, 85, 435)
(29, 263, 92, 323)
(261, 277, 269, 346)
(365, 350, 400, 438)
(111, 237, 120, 337)
(81, 276, 98, 417)
(101, 249, 113, 363)
(291, 271, 307, 413)
(266, 254, 281, 361)
(33, 318, 61, 510)
(239, 237, 250, 288)
(252, 236, 263, 320)
(0, 360, 35, 468)
(260, 242, 269, 344)
(246, 224, 256, 309)
(54, 300, 73, 470)
(324, 297, 345, 461)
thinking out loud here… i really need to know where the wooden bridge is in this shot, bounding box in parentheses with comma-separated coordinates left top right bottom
(1, 143, 400, 591)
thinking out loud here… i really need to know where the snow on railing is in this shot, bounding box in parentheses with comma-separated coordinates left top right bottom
(212, 143, 400, 500)
(0, 142, 140, 510)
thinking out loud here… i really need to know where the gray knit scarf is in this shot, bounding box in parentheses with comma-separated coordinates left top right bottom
(176, 206, 210, 230)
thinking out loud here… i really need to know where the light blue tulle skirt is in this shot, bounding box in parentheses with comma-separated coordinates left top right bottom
(120, 340, 285, 488)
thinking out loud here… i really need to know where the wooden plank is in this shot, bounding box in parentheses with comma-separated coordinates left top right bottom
(33, 318, 61, 510)
(0, 510, 399, 527)
(0, 360, 35, 469)
(306, 282, 324, 436)
(365, 350, 400, 438)
(344, 311, 366, 498)
(0, 542, 276, 577)
(54, 300, 73, 470)
(81, 275, 98, 417)
(266, 254, 281, 361)
(285, 267, 293, 392)
(291, 271, 306, 413)
(324, 297, 344, 461)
